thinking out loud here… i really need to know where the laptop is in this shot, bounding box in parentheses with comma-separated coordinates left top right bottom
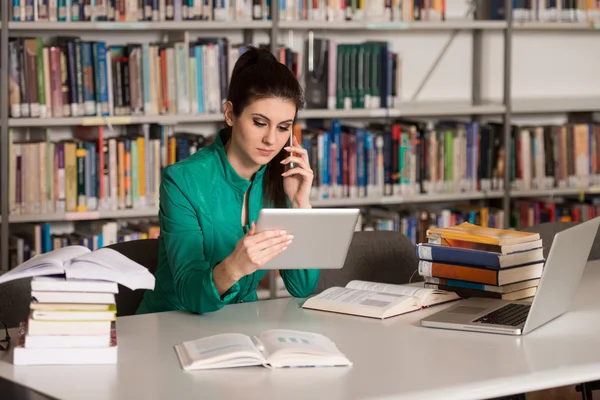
(420, 217, 600, 336)
(255, 208, 360, 270)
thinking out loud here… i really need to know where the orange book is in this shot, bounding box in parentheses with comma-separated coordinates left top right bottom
(418, 260, 544, 286)
(426, 222, 541, 253)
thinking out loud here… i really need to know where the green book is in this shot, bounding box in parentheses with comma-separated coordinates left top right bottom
(75, 142, 87, 212)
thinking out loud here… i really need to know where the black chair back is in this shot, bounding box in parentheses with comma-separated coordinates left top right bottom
(106, 239, 159, 317)
(315, 230, 419, 294)
(0, 278, 32, 329)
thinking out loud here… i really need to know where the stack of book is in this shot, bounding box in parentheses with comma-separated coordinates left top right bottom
(0, 245, 155, 365)
(416, 222, 544, 301)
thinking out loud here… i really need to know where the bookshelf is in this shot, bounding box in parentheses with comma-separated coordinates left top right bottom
(2, 0, 600, 302)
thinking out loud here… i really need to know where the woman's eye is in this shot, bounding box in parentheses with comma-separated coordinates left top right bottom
(253, 120, 266, 128)
(278, 126, 290, 132)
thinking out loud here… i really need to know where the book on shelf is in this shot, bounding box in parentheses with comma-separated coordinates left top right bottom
(11, 1, 271, 23)
(8, 36, 235, 120)
(485, 0, 600, 23)
(10, 0, 451, 24)
(9, 124, 206, 217)
(303, 38, 402, 111)
(8, 220, 160, 269)
(301, 280, 460, 319)
(174, 330, 352, 371)
(0, 244, 156, 290)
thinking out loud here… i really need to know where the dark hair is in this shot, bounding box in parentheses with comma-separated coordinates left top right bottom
(226, 46, 304, 208)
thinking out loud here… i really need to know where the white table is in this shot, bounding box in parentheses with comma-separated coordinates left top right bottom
(2, 261, 600, 400)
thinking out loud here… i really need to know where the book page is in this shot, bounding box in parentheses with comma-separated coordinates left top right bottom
(65, 248, 155, 290)
(0, 245, 91, 285)
(302, 287, 418, 319)
(345, 280, 459, 307)
(176, 333, 265, 370)
(257, 330, 351, 368)
(346, 280, 428, 297)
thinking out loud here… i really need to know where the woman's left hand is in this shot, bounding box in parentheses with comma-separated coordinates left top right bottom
(281, 135, 313, 209)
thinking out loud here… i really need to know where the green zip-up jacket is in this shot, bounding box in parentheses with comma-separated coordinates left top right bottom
(136, 129, 320, 315)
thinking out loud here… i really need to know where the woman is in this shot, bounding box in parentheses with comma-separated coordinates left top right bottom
(136, 46, 320, 315)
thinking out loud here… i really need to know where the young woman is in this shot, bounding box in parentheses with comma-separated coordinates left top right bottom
(136, 46, 320, 315)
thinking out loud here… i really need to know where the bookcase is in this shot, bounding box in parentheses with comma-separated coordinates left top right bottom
(2, 0, 600, 300)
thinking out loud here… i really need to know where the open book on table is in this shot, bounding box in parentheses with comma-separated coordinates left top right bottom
(0, 245, 155, 291)
(174, 329, 352, 370)
(302, 280, 461, 319)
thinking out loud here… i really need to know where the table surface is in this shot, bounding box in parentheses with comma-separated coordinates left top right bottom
(2, 261, 600, 400)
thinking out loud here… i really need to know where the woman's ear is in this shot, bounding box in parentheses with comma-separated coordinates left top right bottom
(223, 101, 234, 127)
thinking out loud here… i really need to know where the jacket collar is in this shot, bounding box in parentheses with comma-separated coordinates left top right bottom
(214, 128, 267, 192)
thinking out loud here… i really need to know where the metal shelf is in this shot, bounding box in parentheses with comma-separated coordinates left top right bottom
(311, 191, 505, 207)
(9, 113, 224, 127)
(279, 20, 507, 31)
(10, 188, 600, 223)
(390, 101, 506, 117)
(8, 20, 272, 31)
(510, 187, 600, 198)
(9, 208, 159, 223)
(512, 97, 600, 114)
(513, 21, 598, 31)
(9, 102, 507, 127)
(299, 108, 388, 119)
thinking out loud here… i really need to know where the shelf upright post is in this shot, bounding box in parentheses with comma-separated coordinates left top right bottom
(270, 0, 279, 56)
(268, 0, 279, 299)
(502, 0, 513, 228)
(471, 0, 482, 113)
(471, 1, 483, 208)
(1, 0, 10, 271)
(243, 29, 253, 46)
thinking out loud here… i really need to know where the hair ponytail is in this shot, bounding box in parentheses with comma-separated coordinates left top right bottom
(227, 46, 304, 209)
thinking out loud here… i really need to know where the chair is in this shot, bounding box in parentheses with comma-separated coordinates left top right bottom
(522, 220, 600, 261)
(0, 278, 33, 329)
(521, 221, 579, 259)
(106, 238, 159, 317)
(315, 230, 419, 293)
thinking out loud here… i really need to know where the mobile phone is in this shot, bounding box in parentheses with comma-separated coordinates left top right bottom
(289, 131, 295, 168)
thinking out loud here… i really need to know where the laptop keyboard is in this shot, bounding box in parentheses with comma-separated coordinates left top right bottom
(474, 303, 531, 326)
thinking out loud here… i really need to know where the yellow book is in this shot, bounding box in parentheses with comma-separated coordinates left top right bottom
(426, 222, 541, 254)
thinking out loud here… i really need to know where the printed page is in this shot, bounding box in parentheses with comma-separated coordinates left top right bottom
(303, 287, 417, 318)
(176, 333, 264, 370)
(346, 280, 433, 299)
(346, 281, 459, 306)
(65, 248, 155, 290)
(257, 330, 351, 368)
(347, 280, 459, 307)
(0, 245, 91, 285)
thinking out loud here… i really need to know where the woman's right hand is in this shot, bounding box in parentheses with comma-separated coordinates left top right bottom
(222, 223, 293, 281)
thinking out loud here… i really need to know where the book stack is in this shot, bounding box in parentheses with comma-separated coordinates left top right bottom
(0, 245, 155, 366)
(416, 222, 544, 301)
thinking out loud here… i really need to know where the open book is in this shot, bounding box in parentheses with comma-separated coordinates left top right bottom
(0, 245, 155, 291)
(302, 280, 461, 319)
(174, 329, 352, 370)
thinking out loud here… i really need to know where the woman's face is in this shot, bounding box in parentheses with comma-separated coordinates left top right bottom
(225, 97, 296, 167)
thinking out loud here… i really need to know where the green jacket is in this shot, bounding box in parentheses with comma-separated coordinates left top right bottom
(136, 129, 320, 315)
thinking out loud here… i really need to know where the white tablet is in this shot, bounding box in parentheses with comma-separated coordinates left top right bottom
(254, 208, 360, 270)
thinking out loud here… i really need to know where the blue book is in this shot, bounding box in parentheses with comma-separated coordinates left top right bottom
(416, 243, 544, 270)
